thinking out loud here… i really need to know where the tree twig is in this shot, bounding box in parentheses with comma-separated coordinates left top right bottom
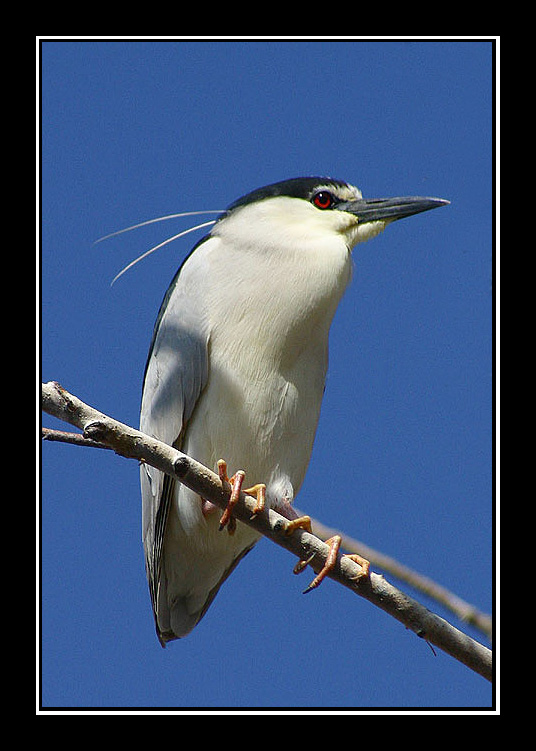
(41, 381, 492, 682)
(41, 426, 112, 450)
(41, 425, 492, 641)
(297, 514, 493, 641)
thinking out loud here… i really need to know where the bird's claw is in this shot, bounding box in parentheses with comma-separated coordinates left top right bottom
(217, 459, 266, 535)
(282, 515, 370, 593)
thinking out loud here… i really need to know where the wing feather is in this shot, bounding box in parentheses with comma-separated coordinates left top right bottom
(139, 241, 211, 636)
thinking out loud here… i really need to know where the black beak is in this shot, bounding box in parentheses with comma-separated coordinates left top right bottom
(336, 195, 449, 223)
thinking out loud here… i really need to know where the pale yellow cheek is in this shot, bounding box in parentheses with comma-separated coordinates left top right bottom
(345, 219, 389, 249)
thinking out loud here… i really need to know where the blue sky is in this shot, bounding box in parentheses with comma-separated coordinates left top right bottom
(40, 39, 495, 712)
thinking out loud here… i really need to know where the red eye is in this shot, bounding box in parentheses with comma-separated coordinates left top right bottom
(312, 191, 334, 209)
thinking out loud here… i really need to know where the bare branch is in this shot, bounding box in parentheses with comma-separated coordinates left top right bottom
(41, 425, 492, 641)
(41, 427, 112, 450)
(41, 381, 492, 682)
(299, 514, 493, 641)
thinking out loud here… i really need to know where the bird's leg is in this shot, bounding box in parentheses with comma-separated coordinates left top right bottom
(217, 460, 244, 534)
(242, 484, 266, 519)
(217, 459, 266, 534)
(282, 515, 370, 593)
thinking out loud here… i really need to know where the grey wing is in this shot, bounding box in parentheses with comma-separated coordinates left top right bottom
(139, 261, 209, 640)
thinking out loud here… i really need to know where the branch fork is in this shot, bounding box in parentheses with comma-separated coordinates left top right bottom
(41, 381, 492, 682)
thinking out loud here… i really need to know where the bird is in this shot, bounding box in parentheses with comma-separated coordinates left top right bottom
(139, 176, 449, 645)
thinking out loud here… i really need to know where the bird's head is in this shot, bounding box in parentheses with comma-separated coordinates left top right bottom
(212, 177, 449, 252)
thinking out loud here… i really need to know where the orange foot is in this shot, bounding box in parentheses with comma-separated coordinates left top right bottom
(283, 515, 370, 593)
(217, 459, 266, 535)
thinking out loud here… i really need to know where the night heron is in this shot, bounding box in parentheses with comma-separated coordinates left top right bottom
(138, 177, 449, 645)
